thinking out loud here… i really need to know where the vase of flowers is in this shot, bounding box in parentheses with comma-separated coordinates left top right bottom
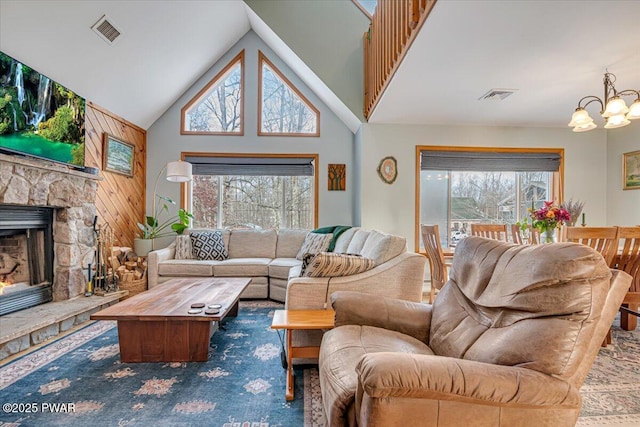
(529, 201, 571, 243)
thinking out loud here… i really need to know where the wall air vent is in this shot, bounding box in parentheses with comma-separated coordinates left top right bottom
(91, 15, 122, 45)
(478, 89, 517, 101)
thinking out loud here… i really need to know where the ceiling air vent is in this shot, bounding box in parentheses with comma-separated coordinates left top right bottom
(91, 15, 122, 45)
(478, 89, 517, 101)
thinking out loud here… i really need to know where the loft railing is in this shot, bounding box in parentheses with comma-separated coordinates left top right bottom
(363, 0, 437, 119)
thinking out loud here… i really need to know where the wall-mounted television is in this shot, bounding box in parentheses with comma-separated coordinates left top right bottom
(0, 51, 85, 167)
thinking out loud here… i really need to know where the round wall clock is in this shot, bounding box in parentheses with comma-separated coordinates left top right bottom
(377, 156, 397, 184)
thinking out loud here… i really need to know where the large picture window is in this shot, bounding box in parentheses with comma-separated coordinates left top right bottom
(416, 147, 563, 249)
(186, 154, 318, 230)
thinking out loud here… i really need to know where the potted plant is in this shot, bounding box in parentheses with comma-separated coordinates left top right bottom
(135, 195, 193, 256)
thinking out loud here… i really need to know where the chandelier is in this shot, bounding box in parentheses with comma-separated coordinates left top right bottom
(568, 72, 640, 132)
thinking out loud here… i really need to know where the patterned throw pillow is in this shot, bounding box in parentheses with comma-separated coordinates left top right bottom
(296, 232, 333, 260)
(300, 252, 317, 276)
(190, 231, 228, 261)
(174, 235, 193, 260)
(303, 252, 375, 277)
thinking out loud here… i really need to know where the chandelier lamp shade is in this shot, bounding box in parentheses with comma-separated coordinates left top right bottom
(568, 72, 640, 132)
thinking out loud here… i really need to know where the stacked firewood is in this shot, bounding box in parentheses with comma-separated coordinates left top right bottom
(108, 247, 147, 284)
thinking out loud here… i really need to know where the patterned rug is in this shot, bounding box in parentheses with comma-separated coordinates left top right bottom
(0, 303, 637, 427)
(0, 301, 322, 427)
(577, 324, 640, 426)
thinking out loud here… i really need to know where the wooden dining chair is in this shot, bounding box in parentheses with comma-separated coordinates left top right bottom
(471, 223, 508, 241)
(420, 224, 449, 304)
(613, 226, 640, 331)
(510, 224, 540, 245)
(564, 226, 619, 267)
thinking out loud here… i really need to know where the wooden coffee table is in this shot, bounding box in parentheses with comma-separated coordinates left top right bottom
(271, 309, 335, 400)
(91, 277, 251, 362)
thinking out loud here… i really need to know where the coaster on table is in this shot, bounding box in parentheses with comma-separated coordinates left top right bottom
(208, 304, 222, 309)
(188, 308, 202, 314)
(191, 303, 205, 308)
(205, 309, 220, 315)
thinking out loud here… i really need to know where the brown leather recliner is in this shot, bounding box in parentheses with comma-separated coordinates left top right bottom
(319, 236, 631, 427)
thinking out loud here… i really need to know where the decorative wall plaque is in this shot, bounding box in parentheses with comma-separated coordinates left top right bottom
(377, 156, 397, 184)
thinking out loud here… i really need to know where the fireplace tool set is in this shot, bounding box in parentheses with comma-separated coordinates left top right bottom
(86, 217, 119, 296)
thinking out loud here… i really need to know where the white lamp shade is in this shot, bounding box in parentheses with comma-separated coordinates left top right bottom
(602, 97, 629, 118)
(568, 108, 594, 127)
(166, 160, 192, 182)
(572, 122, 597, 132)
(626, 99, 640, 120)
(603, 113, 631, 129)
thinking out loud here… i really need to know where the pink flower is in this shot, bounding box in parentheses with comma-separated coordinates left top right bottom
(529, 201, 571, 231)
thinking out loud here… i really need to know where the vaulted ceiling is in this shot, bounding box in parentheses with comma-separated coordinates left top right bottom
(2, 0, 639, 132)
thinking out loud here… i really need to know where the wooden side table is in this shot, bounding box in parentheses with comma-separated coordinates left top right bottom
(271, 309, 335, 401)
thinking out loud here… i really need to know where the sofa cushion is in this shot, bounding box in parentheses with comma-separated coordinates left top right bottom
(190, 231, 228, 260)
(213, 258, 271, 277)
(228, 229, 277, 259)
(174, 235, 193, 260)
(269, 258, 303, 279)
(157, 259, 216, 276)
(345, 230, 370, 254)
(288, 264, 303, 279)
(296, 232, 333, 260)
(333, 227, 360, 253)
(360, 230, 407, 266)
(303, 252, 375, 277)
(276, 229, 309, 258)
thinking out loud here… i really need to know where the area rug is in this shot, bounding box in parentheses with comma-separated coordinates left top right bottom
(0, 303, 638, 427)
(577, 324, 640, 426)
(0, 301, 322, 427)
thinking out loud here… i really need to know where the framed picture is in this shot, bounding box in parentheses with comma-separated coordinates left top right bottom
(103, 133, 135, 177)
(328, 164, 346, 191)
(623, 150, 640, 190)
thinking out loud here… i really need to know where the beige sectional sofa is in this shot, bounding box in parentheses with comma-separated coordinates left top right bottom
(147, 227, 425, 305)
(148, 228, 307, 299)
(148, 227, 426, 363)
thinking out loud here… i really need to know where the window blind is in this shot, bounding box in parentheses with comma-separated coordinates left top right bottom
(184, 156, 315, 176)
(420, 150, 561, 172)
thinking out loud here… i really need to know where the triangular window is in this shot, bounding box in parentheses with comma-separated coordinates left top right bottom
(181, 50, 244, 135)
(259, 51, 319, 136)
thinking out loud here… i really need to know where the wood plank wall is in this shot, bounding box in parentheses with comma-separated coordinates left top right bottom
(84, 102, 146, 248)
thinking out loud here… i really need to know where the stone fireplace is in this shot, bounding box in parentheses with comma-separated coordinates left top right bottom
(0, 153, 100, 315)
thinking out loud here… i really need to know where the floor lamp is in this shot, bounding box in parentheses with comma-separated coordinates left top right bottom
(150, 160, 192, 249)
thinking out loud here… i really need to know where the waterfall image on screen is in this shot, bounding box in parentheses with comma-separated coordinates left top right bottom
(0, 51, 85, 166)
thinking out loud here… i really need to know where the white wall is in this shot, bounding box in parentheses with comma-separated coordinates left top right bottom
(358, 124, 608, 249)
(147, 31, 355, 241)
(607, 125, 640, 226)
(245, 0, 368, 122)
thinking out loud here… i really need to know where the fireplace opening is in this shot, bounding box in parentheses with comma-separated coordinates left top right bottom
(0, 205, 54, 316)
